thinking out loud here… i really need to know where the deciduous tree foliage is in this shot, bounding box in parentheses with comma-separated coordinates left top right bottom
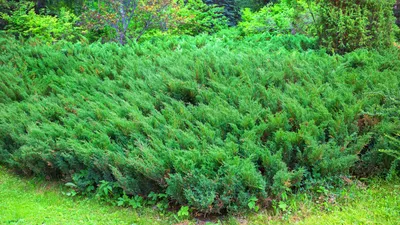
(0, 2, 81, 42)
(81, 0, 185, 44)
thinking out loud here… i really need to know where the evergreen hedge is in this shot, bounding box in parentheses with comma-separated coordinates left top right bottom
(0, 34, 399, 213)
(318, 0, 396, 54)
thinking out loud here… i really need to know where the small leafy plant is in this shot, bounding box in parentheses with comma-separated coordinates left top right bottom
(129, 195, 144, 209)
(174, 206, 190, 222)
(247, 196, 259, 212)
(148, 192, 169, 211)
(62, 182, 78, 197)
(96, 181, 117, 203)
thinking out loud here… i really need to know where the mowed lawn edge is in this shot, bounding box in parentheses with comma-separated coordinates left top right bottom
(1, 166, 399, 225)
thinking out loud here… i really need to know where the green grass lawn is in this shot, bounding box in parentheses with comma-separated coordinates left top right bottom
(0, 167, 167, 225)
(297, 183, 400, 225)
(1, 166, 399, 225)
(246, 181, 400, 225)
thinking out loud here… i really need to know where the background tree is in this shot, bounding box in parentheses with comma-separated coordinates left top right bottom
(203, 0, 239, 25)
(174, 0, 228, 35)
(81, 0, 185, 44)
(317, 0, 396, 54)
(235, 0, 273, 10)
(395, 0, 400, 26)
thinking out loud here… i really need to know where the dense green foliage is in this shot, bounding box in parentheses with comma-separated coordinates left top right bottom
(0, 0, 399, 216)
(236, 0, 274, 11)
(2, 1, 399, 51)
(237, 0, 317, 36)
(1, 33, 399, 213)
(204, 0, 240, 25)
(379, 132, 400, 180)
(0, 2, 81, 42)
(317, 0, 396, 54)
(175, 0, 228, 35)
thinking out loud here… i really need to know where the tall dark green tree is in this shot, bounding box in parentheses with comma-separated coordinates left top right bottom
(203, 0, 240, 25)
(203, 0, 276, 25)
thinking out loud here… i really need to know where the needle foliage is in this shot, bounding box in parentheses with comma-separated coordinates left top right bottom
(0, 34, 399, 213)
